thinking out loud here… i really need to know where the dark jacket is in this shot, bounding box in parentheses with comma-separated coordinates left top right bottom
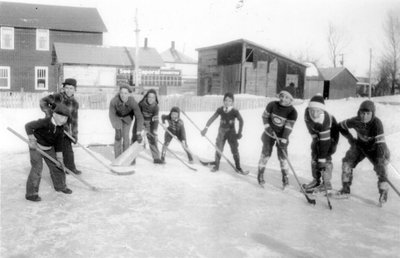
(40, 92, 79, 138)
(25, 118, 64, 152)
(263, 101, 298, 140)
(206, 106, 243, 135)
(304, 108, 339, 159)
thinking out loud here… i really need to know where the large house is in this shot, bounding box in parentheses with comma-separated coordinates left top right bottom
(0, 2, 107, 92)
(196, 39, 306, 98)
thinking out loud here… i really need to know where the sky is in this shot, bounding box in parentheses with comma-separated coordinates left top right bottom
(4, 0, 400, 77)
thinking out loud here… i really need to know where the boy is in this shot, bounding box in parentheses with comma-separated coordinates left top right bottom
(257, 90, 298, 188)
(161, 106, 193, 163)
(200, 93, 246, 174)
(25, 104, 73, 202)
(109, 85, 144, 158)
(132, 89, 163, 164)
(303, 95, 339, 193)
(40, 78, 81, 175)
(338, 100, 391, 205)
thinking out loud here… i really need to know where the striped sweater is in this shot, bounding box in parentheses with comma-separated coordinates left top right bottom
(262, 101, 297, 140)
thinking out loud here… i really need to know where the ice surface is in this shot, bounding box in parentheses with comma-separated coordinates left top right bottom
(1, 96, 399, 257)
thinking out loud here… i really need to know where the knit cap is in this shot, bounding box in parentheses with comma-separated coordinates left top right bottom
(53, 104, 70, 118)
(308, 95, 325, 110)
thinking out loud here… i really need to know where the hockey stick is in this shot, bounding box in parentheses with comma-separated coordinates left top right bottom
(270, 131, 316, 205)
(7, 127, 98, 191)
(146, 131, 197, 171)
(387, 178, 400, 197)
(63, 131, 135, 176)
(181, 110, 248, 175)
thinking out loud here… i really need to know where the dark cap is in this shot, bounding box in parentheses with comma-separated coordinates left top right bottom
(223, 92, 234, 101)
(62, 78, 77, 88)
(53, 104, 70, 118)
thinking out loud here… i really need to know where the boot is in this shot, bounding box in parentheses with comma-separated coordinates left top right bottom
(56, 188, 73, 194)
(26, 195, 41, 202)
(161, 146, 167, 163)
(303, 179, 320, 190)
(211, 154, 220, 172)
(312, 181, 332, 194)
(211, 165, 219, 172)
(337, 182, 351, 196)
(257, 167, 265, 185)
(72, 169, 82, 175)
(282, 176, 289, 188)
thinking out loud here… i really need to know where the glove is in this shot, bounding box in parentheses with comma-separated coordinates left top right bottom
(201, 127, 208, 136)
(377, 143, 390, 161)
(115, 129, 122, 141)
(28, 135, 37, 149)
(279, 138, 288, 147)
(136, 134, 143, 144)
(236, 133, 242, 139)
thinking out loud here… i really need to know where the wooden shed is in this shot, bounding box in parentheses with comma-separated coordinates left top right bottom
(196, 39, 306, 98)
(304, 67, 358, 99)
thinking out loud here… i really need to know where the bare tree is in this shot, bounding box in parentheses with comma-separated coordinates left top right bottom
(327, 23, 347, 67)
(381, 12, 400, 94)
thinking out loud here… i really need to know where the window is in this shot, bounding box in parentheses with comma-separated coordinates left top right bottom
(35, 67, 48, 90)
(0, 66, 11, 89)
(36, 29, 49, 51)
(1, 27, 14, 49)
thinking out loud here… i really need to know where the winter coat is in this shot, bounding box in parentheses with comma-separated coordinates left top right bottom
(25, 117, 64, 152)
(109, 95, 144, 131)
(206, 106, 243, 135)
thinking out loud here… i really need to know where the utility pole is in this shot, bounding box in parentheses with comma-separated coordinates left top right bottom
(134, 8, 142, 93)
(368, 48, 372, 99)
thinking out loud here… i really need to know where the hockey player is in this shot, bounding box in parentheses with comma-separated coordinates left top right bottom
(109, 85, 144, 158)
(161, 106, 193, 163)
(257, 90, 298, 187)
(40, 78, 81, 175)
(25, 104, 73, 202)
(132, 89, 163, 164)
(303, 95, 339, 193)
(200, 93, 246, 174)
(337, 100, 391, 205)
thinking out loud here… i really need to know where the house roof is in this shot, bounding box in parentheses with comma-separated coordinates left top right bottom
(196, 38, 306, 68)
(318, 67, 358, 82)
(54, 43, 164, 67)
(0, 2, 107, 32)
(161, 48, 197, 64)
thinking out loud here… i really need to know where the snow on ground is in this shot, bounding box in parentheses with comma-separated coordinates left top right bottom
(1, 96, 400, 257)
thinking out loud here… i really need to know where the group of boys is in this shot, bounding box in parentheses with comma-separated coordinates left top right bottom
(24, 81, 391, 205)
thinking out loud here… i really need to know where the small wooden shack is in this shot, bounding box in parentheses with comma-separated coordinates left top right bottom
(196, 39, 306, 98)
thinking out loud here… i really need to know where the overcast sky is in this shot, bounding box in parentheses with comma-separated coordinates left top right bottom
(4, 0, 400, 77)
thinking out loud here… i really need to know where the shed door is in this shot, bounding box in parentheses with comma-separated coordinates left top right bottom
(323, 81, 330, 99)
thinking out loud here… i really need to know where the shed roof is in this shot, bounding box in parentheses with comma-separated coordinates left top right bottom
(0, 2, 107, 32)
(161, 48, 197, 64)
(54, 43, 164, 67)
(196, 38, 306, 68)
(319, 67, 358, 82)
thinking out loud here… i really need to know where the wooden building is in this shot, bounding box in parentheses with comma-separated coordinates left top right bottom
(196, 39, 306, 97)
(304, 66, 358, 99)
(0, 2, 106, 92)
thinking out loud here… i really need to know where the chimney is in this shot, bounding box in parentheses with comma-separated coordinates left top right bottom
(171, 41, 175, 50)
(144, 38, 148, 48)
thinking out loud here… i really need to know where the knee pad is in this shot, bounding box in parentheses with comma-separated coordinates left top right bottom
(258, 154, 269, 168)
(342, 162, 353, 183)
(279, 159, 289, 170)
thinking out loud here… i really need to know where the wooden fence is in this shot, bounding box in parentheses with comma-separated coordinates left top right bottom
(0, 92, 272, 111)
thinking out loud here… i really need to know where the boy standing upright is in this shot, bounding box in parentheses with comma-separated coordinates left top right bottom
(40, 78, 81, 174)
(200, 93, 246, 174)
(257, 90, 298, 188)
(25, 104, 73, 202)
(303, 95, 339, 193)
(338, 100, 391, 205)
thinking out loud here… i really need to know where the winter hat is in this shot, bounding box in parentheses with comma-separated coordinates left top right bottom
(62, 78, 77, 88)
(223, 92, 234, 101)
(169, 106, 180, 118)
(141, 89, 159, 104)
(308, 95, 325, 110)
(358, 100, 375, 117)
(278, 90, 293, 101)
(53, 104, 70, 118)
